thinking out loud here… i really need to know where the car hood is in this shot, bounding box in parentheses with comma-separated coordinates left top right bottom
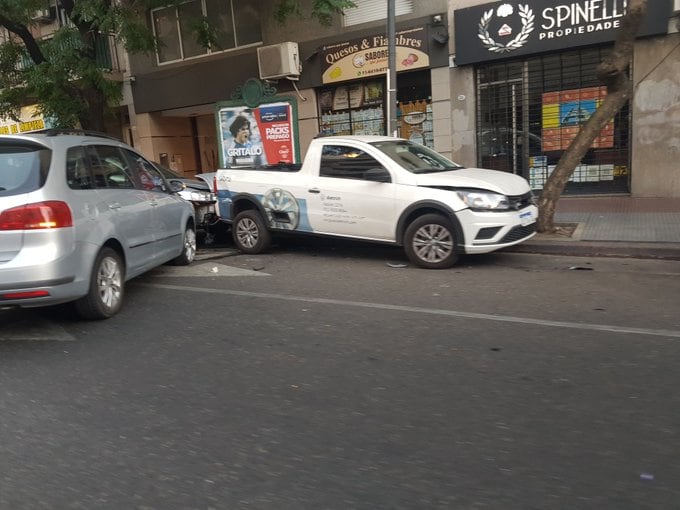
(171, 178, 210, 191)
(413, 167, 531, 196)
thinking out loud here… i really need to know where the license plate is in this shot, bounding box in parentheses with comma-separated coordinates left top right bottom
(519, 210, 535, 226)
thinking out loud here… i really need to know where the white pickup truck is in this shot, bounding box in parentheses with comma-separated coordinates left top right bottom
(214, 136, 538, 268)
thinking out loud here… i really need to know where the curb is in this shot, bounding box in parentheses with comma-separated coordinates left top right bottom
(504, 240, 680, 261)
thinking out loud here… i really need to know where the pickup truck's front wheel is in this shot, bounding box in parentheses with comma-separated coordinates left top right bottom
(233, 210, 271, 254)
(404, 214, 459, 269)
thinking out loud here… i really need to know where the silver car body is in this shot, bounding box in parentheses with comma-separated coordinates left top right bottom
(0, 131, 195, 315)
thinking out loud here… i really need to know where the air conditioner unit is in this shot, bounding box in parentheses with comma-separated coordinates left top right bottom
(257, 42, 300, 81)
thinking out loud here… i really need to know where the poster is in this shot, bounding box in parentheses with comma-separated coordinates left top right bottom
(218, 102, 296, 168)
(541, 86, 614, 151)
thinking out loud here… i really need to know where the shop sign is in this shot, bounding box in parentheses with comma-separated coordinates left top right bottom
(0, 105, 54, 135)
(321, 27, 430, 84)
(454, 0, 672, 66)
(217, 102, 297, 168)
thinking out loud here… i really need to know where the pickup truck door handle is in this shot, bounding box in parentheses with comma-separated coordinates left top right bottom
(108, 202, 122, 210)
(308, 188, 321, 194)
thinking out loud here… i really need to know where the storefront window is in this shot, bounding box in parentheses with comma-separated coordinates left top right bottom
(317, 71, 434, 147)
(397, 70, 433, 147)
(476, 47, 630, 195)
(319, 81, 385, 136)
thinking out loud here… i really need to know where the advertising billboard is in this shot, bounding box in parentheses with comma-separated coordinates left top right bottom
(321, 27, 430, 84)
(217, 102, 297, 168)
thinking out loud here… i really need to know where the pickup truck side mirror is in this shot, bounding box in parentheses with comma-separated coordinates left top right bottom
(364, 167, 391, 183)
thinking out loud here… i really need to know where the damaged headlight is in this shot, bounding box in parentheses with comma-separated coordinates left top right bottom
(187, 190, 215, 202)
(456, 190, 510, 211)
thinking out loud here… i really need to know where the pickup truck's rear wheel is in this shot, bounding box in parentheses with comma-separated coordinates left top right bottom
(233, 210, 271, 254)
(404, 214, 459, 269)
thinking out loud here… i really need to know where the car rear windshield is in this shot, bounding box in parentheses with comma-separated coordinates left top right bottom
(0, 141, 52, 196)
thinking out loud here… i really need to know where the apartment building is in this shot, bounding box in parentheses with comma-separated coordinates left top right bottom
(127, 0, 449, 175)
(126, 0, 680, 197)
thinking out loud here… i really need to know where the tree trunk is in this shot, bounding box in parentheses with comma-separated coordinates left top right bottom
(79, 87, 108, 132)
(537, 79, 631, 231)
(536, 0, 647, 233)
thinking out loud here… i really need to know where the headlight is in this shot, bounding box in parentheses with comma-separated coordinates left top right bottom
(456, 190, 510, 210)
(188, 191, 214, 202)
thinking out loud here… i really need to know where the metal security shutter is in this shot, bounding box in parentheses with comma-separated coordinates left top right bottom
(343, 0, 414, 27)
(476, 47, 631, 195)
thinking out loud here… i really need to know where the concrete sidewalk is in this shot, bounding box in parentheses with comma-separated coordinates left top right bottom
(506, 196, 680, 260)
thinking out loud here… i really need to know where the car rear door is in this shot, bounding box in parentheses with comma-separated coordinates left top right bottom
(86, 144, 157, 274)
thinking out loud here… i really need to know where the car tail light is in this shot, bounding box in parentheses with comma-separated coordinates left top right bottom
(0, 201, 73, 231)
(1, 290, 50, 300)
(212, 175, 218, 193)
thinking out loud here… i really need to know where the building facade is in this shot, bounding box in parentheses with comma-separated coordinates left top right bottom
(449, 0, 679, 197)
(127, 0, 680, 197)
(127, 0, 449, 175)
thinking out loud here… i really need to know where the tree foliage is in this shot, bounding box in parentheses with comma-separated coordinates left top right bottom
(0, 0, 353, 131)
(274, 0, 356, 26)
(0, 0, 161, 130)
(537, 0, 647, 232)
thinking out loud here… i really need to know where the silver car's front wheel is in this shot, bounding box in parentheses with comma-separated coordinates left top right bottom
(74, 247, 124, 319)
(172, 224, 196, 266)
(404, 214, 459, 269)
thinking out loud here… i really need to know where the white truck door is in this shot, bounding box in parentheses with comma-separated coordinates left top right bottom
(304, 145, 396, 240)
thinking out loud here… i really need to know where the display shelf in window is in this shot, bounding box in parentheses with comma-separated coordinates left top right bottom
(399, 100, 433, 148)
(318, 80, 386, 137)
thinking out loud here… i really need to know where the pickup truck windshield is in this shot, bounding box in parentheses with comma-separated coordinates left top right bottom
(370, 140, 463, 174)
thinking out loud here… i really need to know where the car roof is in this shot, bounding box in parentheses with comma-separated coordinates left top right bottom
(315, 135, 405, 143)
(0, 130, 128, 150)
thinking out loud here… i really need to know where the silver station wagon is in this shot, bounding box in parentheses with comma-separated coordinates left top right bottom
(0, 130, 196, 319)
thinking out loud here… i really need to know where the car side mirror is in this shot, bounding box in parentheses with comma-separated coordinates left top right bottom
(168, 179, 184, 193)
(364, 167, 391, 182)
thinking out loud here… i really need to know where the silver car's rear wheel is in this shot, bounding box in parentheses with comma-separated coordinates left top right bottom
(74, 247, 124, 319)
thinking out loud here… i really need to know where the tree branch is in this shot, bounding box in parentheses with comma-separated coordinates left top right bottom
(536, 0, 647, 233)
(0, 13, 46, 64)
(597, 0, 646, 86)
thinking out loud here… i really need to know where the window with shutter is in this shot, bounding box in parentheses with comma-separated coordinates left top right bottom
(343, 0, 414, 27)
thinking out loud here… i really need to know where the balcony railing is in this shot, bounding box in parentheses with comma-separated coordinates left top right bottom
(95, 33, 123, 73)
(6, 32, 124, 87)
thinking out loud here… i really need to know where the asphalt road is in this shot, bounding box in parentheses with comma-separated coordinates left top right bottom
(2, 242, 679, 509)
